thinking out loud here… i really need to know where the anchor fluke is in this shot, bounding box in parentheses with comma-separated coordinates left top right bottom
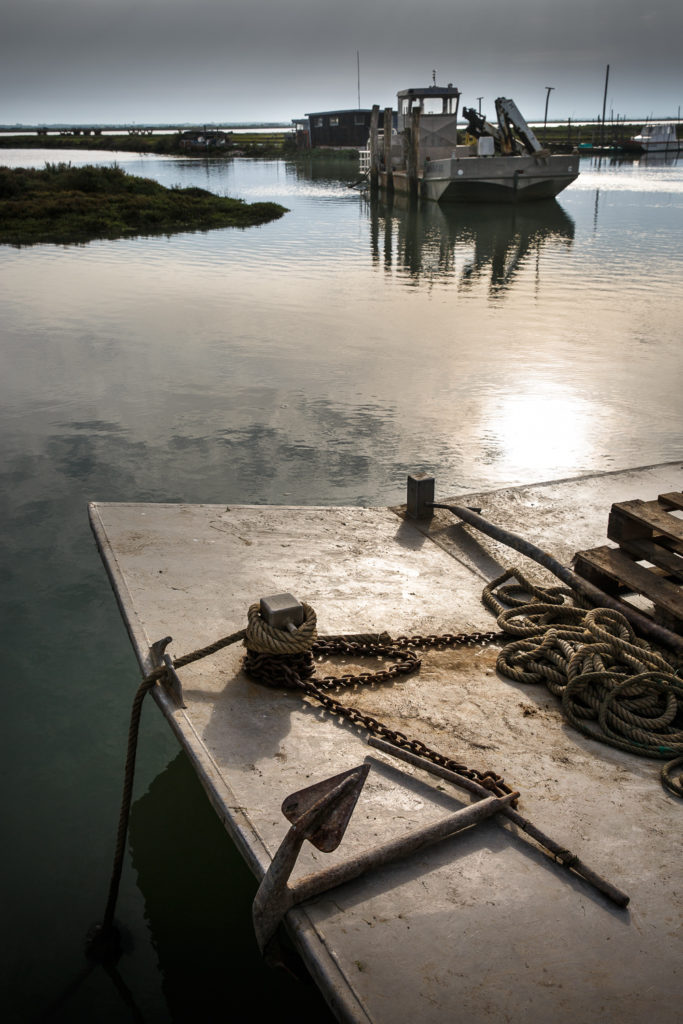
(282, 763, 370, 852)
(252, 763, 370, 958)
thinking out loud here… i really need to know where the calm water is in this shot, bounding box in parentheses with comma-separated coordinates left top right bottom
(2, 149, 682, 1022)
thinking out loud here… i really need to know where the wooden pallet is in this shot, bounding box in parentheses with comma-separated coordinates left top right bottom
(573, 491, 683, 634)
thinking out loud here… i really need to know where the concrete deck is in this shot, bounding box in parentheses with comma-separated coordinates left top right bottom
(90, 463, 682, 1024)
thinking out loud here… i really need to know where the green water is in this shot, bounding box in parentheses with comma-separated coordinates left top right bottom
(1, 150, 682, 1021)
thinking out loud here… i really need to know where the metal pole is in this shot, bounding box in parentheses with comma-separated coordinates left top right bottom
(543, 86, 554, 146)
(601, 64, 610, 149)
(477, 96, 484, 115)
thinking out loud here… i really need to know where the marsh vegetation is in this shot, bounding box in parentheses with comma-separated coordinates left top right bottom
(0, 162, 287, 245)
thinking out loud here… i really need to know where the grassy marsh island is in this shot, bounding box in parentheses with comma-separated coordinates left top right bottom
(0, 163, 287, 245)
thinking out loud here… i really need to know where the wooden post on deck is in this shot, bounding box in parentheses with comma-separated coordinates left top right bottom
(369, 105, 380, 193)
(407, 107, 421, 199)
(383, 107, 394, 193)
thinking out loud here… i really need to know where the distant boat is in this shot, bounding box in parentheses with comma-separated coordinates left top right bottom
(625, 122, 680, 154)
(361, 85, 579, 204)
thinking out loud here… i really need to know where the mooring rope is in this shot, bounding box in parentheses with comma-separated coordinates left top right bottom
(483, 568, 683, 797)
(91, 626, 249, 958)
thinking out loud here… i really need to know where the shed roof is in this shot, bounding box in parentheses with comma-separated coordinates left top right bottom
(305, 109, 374, 117)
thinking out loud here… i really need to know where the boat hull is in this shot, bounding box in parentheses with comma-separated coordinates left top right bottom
(640, 141, 681, 153)
(391, 154, 579, 204)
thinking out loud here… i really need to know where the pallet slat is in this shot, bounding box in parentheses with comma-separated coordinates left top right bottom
(658, 491, 683, 512)
(608, 498, 683, 548)
(575, 492, 683, 635)
(574, 546, 683, 621)
(617, 537, 683, 583)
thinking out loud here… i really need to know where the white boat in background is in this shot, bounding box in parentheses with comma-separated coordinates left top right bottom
(361, 84, 578, 204)
(628, 122, 680, 153)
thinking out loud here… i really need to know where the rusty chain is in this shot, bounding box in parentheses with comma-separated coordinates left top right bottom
(243, 630, 514, 799)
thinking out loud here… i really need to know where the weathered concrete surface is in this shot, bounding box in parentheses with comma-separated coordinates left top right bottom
(90, 462, 682, 1024)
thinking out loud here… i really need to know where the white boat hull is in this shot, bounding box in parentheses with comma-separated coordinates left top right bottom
(639, 140, 682, 153)
(391, 153, 578, 204)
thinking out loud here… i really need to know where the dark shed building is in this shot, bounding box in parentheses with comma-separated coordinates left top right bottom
(304, 109, 388, 148)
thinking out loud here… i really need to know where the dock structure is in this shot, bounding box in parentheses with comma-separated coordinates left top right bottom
(90, 463, 682, 1024)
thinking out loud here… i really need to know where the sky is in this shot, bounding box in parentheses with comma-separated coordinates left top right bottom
(2, 0, 682, 126)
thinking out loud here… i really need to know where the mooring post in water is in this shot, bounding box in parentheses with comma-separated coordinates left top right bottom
(369, 104, 380, 193)
(407, 107, 421, 199)
(383, 106, 394, 192)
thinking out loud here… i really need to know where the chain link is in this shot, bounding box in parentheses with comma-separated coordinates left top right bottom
(243, 629, 514, 799)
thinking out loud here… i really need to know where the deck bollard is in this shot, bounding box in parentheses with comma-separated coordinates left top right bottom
(406, 473, 435, 519)
(260, 593, 304, 633)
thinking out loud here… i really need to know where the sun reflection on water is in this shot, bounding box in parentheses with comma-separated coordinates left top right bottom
(481, 384, 595, 481)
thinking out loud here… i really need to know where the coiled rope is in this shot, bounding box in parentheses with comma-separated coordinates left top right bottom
(483, 568, 683, 797)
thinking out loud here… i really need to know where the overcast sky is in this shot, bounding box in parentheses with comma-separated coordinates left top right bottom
(3, 0, 682, 125)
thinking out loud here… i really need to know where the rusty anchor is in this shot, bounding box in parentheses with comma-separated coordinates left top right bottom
(252, 761, 518, 959)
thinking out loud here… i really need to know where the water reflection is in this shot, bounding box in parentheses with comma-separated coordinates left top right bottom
(367, 194, 574, 292)
(129, 752, 335, 1021)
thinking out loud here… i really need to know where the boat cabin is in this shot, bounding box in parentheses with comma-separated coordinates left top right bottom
(396, 84, 463, 159)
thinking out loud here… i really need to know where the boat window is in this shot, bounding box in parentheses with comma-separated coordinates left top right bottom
(423, 98, 443, 115)
(354, 113, 367, 125)
(330, 116, 339, 127)
(314, 117, 324, 128)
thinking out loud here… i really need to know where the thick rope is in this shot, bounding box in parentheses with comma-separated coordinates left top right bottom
(484, 569, 683, 796)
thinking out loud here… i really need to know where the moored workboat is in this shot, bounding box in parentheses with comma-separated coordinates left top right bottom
(362, 84, 579, 203)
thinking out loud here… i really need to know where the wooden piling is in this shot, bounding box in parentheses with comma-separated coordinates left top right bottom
(407, 107, 421, 199)
(383, 107, 394, 193)
(369, 105, 380, 193)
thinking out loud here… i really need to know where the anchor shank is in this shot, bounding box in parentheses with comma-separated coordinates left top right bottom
(369, 737, 630, 908)
(290, 792, 515, 907)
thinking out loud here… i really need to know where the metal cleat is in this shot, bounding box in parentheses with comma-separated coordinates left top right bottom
(149, 636, 186, 708)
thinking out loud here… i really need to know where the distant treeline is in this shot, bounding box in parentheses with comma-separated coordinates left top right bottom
(0, 131, 297, 157)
